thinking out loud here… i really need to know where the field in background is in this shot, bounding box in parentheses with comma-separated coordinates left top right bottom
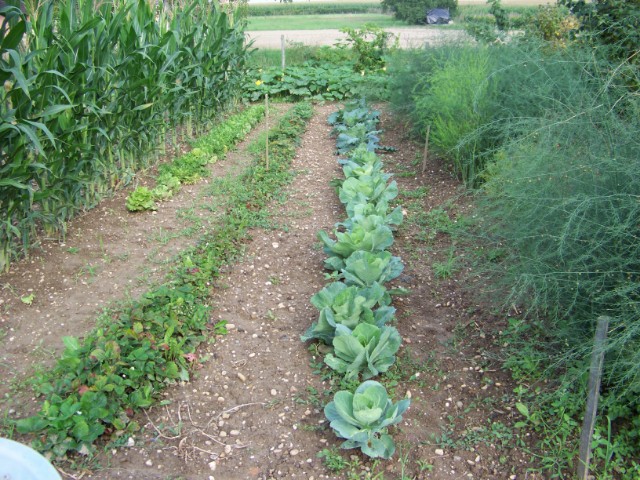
(247, 13, 404, 31)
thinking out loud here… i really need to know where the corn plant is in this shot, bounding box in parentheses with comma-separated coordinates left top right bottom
(0, 0, 248, 271)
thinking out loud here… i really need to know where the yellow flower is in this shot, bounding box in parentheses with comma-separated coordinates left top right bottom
(255, 80, 263, 86)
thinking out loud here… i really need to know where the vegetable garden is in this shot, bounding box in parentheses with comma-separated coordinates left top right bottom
(1, 0, 639, 478)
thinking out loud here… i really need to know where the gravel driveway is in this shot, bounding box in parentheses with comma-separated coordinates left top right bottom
(246, 27, 470, 49)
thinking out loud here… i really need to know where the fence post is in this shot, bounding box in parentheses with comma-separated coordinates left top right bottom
(265, 94, 269, 172)
(577, 316, 610, 480)
(421, 125, 431, 174)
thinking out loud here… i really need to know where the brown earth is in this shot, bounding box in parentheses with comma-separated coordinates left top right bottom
(0, 103, 541, 479)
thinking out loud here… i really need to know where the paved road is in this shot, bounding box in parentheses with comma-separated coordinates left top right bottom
(246, 27, 470, 49)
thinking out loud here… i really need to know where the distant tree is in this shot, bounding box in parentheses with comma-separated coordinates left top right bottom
(382, 0, 458, 24)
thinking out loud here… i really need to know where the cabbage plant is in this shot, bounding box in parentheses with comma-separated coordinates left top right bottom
(340, 200, 404, 230)
(319, 216, 395, 271)
(339, 175, 398, 207)
(325, 323, 402, 380)
(324, 380, 410, 459)
(342, 251, 404, 287)
(301, 282, 395, 344)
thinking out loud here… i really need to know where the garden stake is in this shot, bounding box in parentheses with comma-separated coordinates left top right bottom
(281, 34, 286, 70)
(577, 315, 610, 480)
(421, 125, 430, 174)
(265, 94, 270, 171)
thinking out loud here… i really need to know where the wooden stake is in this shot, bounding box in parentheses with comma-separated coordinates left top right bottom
(265, 94, 269, 171)
(577, 316, 610, 480)
(421, 125, 430, 175)
(281, 34, 285, 71)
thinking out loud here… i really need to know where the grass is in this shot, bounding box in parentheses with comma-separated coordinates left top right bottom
(246, 13, 404, 31)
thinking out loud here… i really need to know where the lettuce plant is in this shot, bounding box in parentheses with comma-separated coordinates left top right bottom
(342, 251, 404, 287)
(324, 380, 410, 459)
(325, 323, 402, 380)
(126, 187, 157, 212)
(301, 282, 395, 344)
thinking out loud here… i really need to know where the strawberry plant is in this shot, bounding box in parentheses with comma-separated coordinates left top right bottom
(15, 102, 313, 461)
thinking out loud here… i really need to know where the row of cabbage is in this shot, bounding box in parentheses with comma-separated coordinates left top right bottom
(301, 99, 410, 460)
(0, 0, 247, 271)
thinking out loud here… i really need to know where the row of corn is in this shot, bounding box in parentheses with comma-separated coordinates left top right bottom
(0, 0, 247, 271)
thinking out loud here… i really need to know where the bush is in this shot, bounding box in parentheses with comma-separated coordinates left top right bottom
(382, 0, 458, 24)
(387, 42, 596, 184)
(560, 0, 640, 64)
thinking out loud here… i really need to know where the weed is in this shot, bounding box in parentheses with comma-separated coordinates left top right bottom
(432, 246, 457, 279)
(399, 186, 429, 199)
(317, 447, 350, 472)
(417, 459, 434, 472)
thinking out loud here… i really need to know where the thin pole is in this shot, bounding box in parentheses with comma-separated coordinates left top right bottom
(421, 125, 430, 175)
(265, 94, 269, 171)
(281, 34, 285, 70)
(577, 316, 610, 480)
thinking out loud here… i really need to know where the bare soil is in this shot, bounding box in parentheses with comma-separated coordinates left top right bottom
(0, 103, 540, 479)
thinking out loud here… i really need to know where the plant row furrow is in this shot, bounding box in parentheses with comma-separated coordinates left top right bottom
(302, 98, 410, 460)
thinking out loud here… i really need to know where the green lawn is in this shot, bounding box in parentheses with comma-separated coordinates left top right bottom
(246, 13, 405, 31)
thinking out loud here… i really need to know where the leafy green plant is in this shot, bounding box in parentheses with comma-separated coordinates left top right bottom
(243, 64, 387, 102)
(126, 187, 157, 212)
(341, 251, 404, 288)
(325, 323, 402, 380)
(324, 380, 410, 459)
(339, 200, 403, 231)
(339, 175, 398, 210)
(318, 216, 395, 271)
(301, 282, 395, 344)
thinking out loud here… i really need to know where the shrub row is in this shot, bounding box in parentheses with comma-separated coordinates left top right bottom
(301, 99, 409, 460)
(15, 102, 314, 461)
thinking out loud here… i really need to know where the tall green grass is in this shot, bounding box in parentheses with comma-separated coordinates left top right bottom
(0, 0, 248, 271)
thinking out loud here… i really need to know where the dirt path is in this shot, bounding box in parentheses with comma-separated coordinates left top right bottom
(246, 28, 470, 49)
